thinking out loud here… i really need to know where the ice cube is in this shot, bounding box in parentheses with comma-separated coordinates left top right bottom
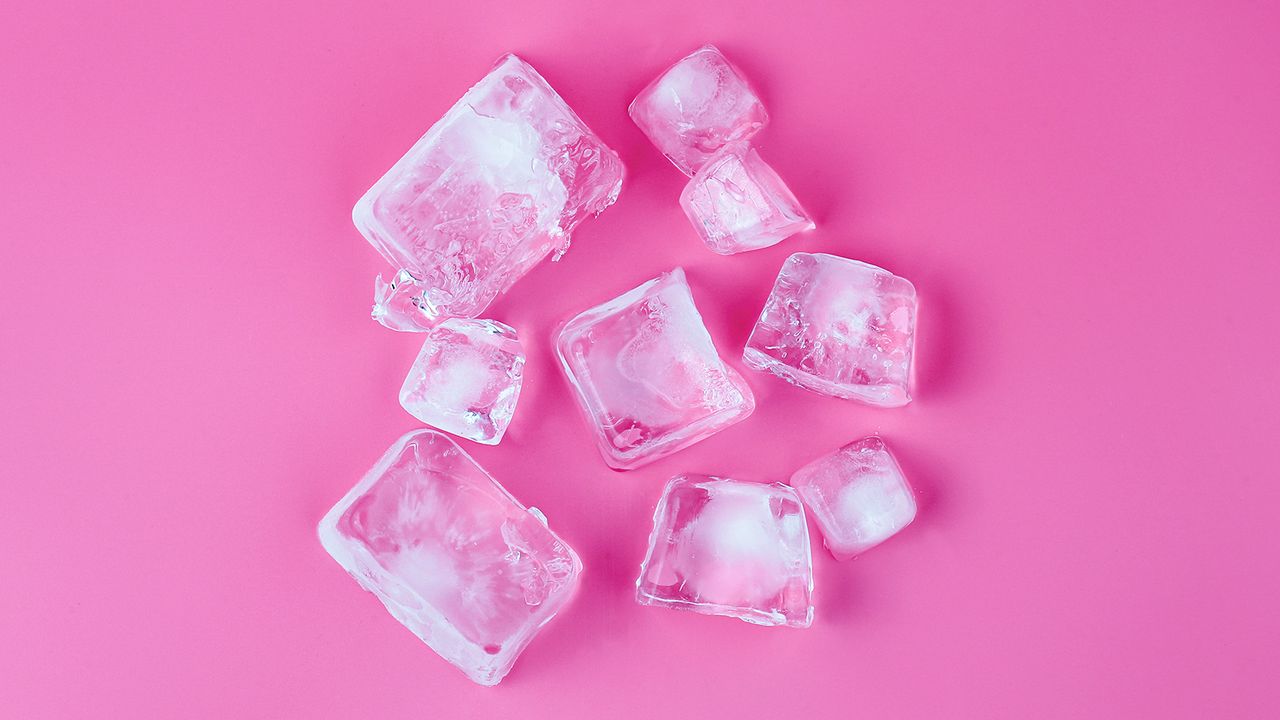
(629, 45, 769, 176)
(318, 430, 582, 686)
(635, 474, 813, 627)
(371, 269, 435, 332)
(554, 268, 755, 470)
(399, 318, 524, 445)
(791, 436, 917, 559)
(744, 253, 918, 406)
(680, 141, 813, 255)
(353, 54, 625, 319)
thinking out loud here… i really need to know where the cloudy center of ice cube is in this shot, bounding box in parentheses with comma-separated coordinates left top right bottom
(449, 110, 569, 231)
(658, 62, 718, 120)
(820, 286, 877, 344)
(616, 298, 726, 408)
(684, 490, 787, 603)
(425, 349, 492, 409)
(838, 473, 910, 542)
(388, 540, 462, 600)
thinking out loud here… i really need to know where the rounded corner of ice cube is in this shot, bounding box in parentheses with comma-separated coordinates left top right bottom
(740, 343, 767, 370)
(526, 506, 549, 527)
(703, 240, 740, 256)
(859, 385, 912, 408)
(487, 52, 530, 81)
(350, 191, 380, 242)
(315, 506, 345, 556)
(493, 51, 522, 66)
(598, 444, 646, 472)
(725, 372, 758, 419)
(470, 429, 503, 446)
(665, 265, 689, 284)
(625, 93, 642, 121)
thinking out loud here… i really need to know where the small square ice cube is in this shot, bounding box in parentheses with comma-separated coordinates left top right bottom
(791, 436, 917, 559)
(744, 253, 918, 406)
(399, 318, 524, 445)
(318, 430, 582, 686)
(635, 475, 813, 627)
(680, 142, 813, 255)
(629, 45, 769, 176)
(354, 54, 625, 319)
(555, 268, 755, 470)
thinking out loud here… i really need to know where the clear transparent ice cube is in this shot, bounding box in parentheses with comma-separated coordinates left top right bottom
(636, 474, 813, 627)
(354, 54, 625, 319)
(791, 436, 917, 559)
(744, 253, 918, 406)
(399, 318, 525, 445)
(554, 268, 755, 470)
(317, 430, 582, 686)
(680, 141, 813, 255)
(629, 44, 769, 176)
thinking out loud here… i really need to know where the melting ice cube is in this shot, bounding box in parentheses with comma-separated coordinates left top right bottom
(353, 54, 625, 319)
(629, 45, 769, 176)
(636, 474, 813, 627)
(791, 436, 917, 559)
(744, 253, 918, 406)
(317, 430, 582, 686)
(399, 318, 524, 445)
(554, 268, 754, 470)
(680, 141, 813, 255)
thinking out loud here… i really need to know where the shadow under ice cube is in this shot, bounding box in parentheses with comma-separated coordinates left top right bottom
(318, 430, 582, 686)
(791, 436, 917, 560)
(636, 474, 813, 627)
(554, 268, 755, 470)
(353, 54, 625, 319)
(744, 252, 918, 406)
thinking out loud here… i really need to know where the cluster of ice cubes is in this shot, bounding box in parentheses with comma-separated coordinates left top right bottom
(321, 47, 926, 685)
(631, 45, 814, 255)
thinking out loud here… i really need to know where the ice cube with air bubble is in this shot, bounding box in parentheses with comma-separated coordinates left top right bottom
(635, 474, 813, 627)
(680, 141, 813, 255)
(791, 436, 917, 559)
(399, 318, 524, 445)
(744, 252, 918, 406)
(554, 268, 754, 470)
(629, 45, 769, 176)
(317, 430, 582, 686)
(353, 54, 625, 319)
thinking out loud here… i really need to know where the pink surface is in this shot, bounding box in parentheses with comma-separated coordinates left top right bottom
(2, 1, 1278, 717)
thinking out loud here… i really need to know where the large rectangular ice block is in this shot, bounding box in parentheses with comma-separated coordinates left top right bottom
(629, 45, 769, 176)
(318, 430, 582, 686)
(636, 475, 813, 627)
(353, 54, 625, 319)
(791, 436, 917, 559)
(554, 268, 755, 470)
(744, 253, 918, 406)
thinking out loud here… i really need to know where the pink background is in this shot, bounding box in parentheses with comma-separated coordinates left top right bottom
(3, 1, 1278, 717)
